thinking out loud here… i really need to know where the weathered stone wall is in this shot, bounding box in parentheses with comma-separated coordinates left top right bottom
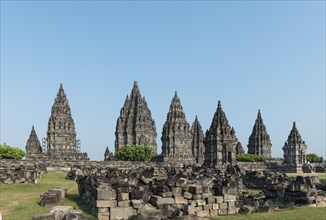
(0, 160, 46, 183)
(73, 164, 326, 220)
(74, 165, 246, 219)
(241, 170, 326, 208)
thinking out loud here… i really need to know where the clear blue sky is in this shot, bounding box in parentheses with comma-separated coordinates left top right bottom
(1, 1, 325, 161)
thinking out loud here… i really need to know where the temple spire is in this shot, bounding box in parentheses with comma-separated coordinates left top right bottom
(26, 125, 42, 157)
(161, 92, 195, 164)
(190, 115, 204, 164)
(204, 101, 238, 166)
(247, 110, 272, 158)
(115, 81, 157, 153)
(283, 121, 307, 166)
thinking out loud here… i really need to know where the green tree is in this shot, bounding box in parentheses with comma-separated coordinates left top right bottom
(0, 145, 26, 159)
(115, 145, 153, 161)
(306, 153, 321, 163)
(236, 154, 266, 162)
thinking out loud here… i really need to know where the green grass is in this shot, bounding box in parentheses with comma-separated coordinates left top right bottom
(212, 206, 326, 220)
(0, 171, 96, 220)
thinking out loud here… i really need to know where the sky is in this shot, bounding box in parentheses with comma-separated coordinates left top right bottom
(1, 1, 325, 161)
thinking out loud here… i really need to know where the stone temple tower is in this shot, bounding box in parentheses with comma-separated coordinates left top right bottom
(204, 101, 238, 166)
(190, 116, 205, 164)
(47, 84, 87, 160)
(161, 91, 195, 164)
(25, 125, 42, 157)
(283, 122, 307, 165)
(247, 110, 272, 158)
(115, 81, 157, 154)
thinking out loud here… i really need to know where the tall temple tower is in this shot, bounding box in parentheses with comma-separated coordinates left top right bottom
(247, 110, 272, 158)
(190, 116, 205, 164)
(115, 81, 157, 154)
(25, 125, 42, 157)
(47, 84, 87, 160)
(283, 122, 307, 165)
(204, 101, 238, 166)
(161, 91, 195, 164)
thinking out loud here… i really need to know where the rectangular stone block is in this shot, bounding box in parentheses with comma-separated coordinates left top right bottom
(118, 193, 129, 201)
(194, 206, 203, 212)
(174, 195, 187, 204)
(193, 194, 202, 200)
(110, 207, 135, 220)
(203, 204, 213, 211)
(183, 192, 193, 200)
(210, 209, 219, 217)
(213, 203, 219, 210)
(196, 199, 206, 206)
(206, 196, 215, 204)
(96, 200, 117, 208)
(196, 210, 210, 218)
(219, 203, 228, 209)
(224, 194, 237, 202)
(218, 208, 228, 216)
(228, 201, 235, 207)
(172, 187, 182, 196)
(215, 196, 223, 204)
(228, 205, 236, 214)
(118, 200, 130, 207)
(189, 185, 204, 194)
(131, 199, 144, 209)
(97, 188, 117, 200)
(97, 212, 110, 220)
(317, 201, 326, 207)
(161, 191, 173, 198)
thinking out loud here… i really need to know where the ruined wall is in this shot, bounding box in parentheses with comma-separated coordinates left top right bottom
(0, 160, 46, 183)
(73, 164, 326, 220)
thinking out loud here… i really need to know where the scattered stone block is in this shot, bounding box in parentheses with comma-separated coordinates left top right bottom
(110, 207, 135, 220)
(96, 200, 117, 208)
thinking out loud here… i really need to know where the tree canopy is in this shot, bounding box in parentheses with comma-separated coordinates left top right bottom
(0, 145, 26, 159)
(306, 153, 321, 163)
(115, 145, 153, 161)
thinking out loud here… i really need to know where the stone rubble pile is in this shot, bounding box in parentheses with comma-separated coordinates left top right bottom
(75, 165, 248, 220)
(0, 160, 46, 184)
(242, 170, 326, 208)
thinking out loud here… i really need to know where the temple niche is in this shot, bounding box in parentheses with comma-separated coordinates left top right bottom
(247, 110, 272, 158)
(190, 116, 205, 164)
(283, 122, 307, 165)
(25, 125, 43, 158)
(46, 84, 88, 160)
(204, 101, 238, 167)
(115, 81, 157, 154)
(161, 91, 195, 164)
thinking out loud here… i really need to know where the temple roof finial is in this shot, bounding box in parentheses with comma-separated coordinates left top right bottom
(218, 100, 221, 108)
(175, 90, 178, 97)
(134, 81, 138, 87)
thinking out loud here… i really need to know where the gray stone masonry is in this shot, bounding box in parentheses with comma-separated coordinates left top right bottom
(190, 116, 205, 164)
(115, 81, 157, 154)
(26, 125, 43, 157)
(161, 91, 195, 164)
(204, 101, 238, 166)
(283, 122, 307, 166)
(247, 110, 272, 158)
(46, 84, 88, 160)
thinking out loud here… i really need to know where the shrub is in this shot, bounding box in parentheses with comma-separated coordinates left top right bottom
(115, 145, 153, 161)
(0, 145, 26, 159)
(236, 154, 266, 162)
(306, 153, 321, 163)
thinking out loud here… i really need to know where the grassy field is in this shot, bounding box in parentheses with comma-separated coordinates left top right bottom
(0, 171, 96, 220)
